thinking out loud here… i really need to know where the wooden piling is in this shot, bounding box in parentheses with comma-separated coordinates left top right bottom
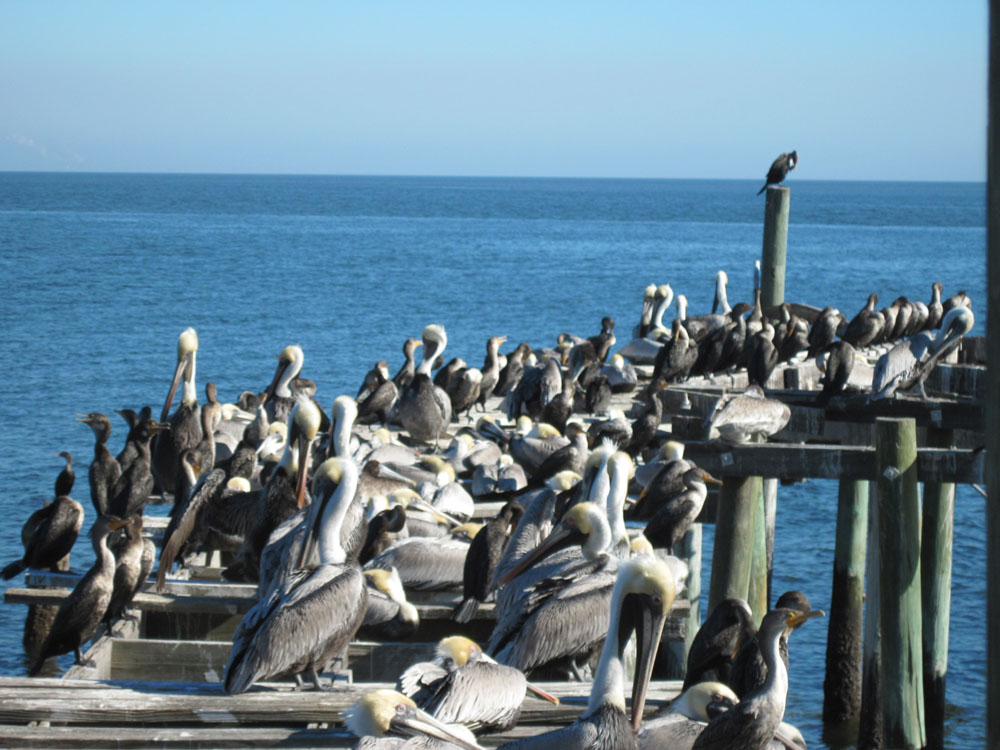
(859, 480, 883, 750)
(708, 472, 760, 612)
(921, 428, 955, 750)
(747, 481, 769, 626)
(875, 417, 925, 749)
(762, 478, 777, 606)
(760, 186, 790, 310)
(823, 479, 868, 732)
(987, 3, 1000, 747)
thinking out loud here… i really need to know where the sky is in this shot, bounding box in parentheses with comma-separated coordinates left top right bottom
(0, 1, 989, 180)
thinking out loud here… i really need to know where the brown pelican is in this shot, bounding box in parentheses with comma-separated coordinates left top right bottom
(632, 284, 659, 339)
(691, 608, 823, 750)
(223, 398, 322, 582)
(639, 682, 739, 750)
(77, 412, 121, 516)
(345, 689, 485, 749)
(224, 456, 366, 693)
(495, 556, 676, 749)
(398, 325, 452, 445)
(364, 523, 480, 591)
(361, 567, 419, 639)
(620, 284, 674, 364)
(152, 327, 202, 495)
(329, 395, 359, 459)
(29, 515, 130, 675)
(2, 495, 84, 580)
(397, 636, 559, 734)
(683, 599, 756, 689)
(488, 502, 618, 677)
(453, 500, 523, 623)
(262, 344, 304, 425)
(705, 386, 790, 443)
(870, 306, 974, 400)
(756, 151, 797, 194)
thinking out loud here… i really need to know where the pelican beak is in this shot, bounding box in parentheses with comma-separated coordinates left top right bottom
(701, 471, 723, 486)
(391, 705, 485, 750)
(712, 289, 720, 314)
(525, 682, 560, 705)
(262, 356, 292, 405)
(294, 434, 312, 510)
(626, 591, 671, 732)
(161, 351, 192, 423)
(499, 521, 582, 585)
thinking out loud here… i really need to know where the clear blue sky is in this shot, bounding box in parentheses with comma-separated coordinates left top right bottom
(0, 1, 988, 180)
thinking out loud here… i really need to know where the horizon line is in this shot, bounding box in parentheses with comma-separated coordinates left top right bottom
(0, 169, 986, 185)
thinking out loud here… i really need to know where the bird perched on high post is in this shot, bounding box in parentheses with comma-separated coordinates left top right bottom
(756, 151, 797, 195)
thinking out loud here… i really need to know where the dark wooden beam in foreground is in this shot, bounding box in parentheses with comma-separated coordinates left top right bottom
(683, 442, 983, 484)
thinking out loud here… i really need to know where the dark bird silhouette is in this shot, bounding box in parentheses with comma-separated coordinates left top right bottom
(452, 500, 523, 623)
(2, 496, 85, 580)
(683, 598, 757, 690)
(53, 452, 75, 497)
(756, 151, 798, 194)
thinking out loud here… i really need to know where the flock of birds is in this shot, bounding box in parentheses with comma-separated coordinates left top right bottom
(2, 256, 976, 748)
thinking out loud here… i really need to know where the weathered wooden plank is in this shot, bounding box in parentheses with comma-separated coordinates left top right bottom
(0, 675, 681, 727)
(682, 442, 983, 484)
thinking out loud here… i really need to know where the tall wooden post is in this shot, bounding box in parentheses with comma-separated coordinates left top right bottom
(747, 481, 769, 626)
(875, 417, 925, 749)
(922, 428, 955, 749)
(823, 479, 868, 736)
(709, 472, 760, 612)
(760, 186, 790, 309)
(987, 3, 1000, 748)
(859, 480, 883, 750)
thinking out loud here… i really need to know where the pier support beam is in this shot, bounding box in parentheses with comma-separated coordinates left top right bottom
(987, 3, 1000, 747)
(708, 472, 761, 613)
(823, 479, 868, 738)
(875, 417, 925, 749)
(747, 480, 770, 626)
(859, 480, 883, 750)
(760, 186, 790, 310)
(921, 428, 954, 750)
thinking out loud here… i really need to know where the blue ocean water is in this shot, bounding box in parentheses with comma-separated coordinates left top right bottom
(0, 173, 986, 747)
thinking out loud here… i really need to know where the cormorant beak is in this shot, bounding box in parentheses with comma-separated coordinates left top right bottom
(786, 609, 825, 630)
(390, 705, 485, 750)
(107, 517, 131, 532)
(499, 522, 583, 585)
(161, 351, 192, 423)
(623, 591, 671, 732)
(701, 471, 723, 486)
(75, 414, 94, 424)
(525, 682, 560, 705)
(149, 421, 170, 434)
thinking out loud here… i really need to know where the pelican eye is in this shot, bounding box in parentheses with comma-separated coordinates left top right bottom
(713, 693, 724, 701)
(395, 703, 407, 715)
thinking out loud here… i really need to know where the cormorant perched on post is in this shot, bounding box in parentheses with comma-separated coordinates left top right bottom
(756, 151, 797, 194)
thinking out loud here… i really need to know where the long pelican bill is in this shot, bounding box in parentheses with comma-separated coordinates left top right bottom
(160, 351, 191, 422)
(498, 521, 582, 585)
(392, 704, 486, 750)
(627, 590, 671, 731)
(525, 681, 560, 705)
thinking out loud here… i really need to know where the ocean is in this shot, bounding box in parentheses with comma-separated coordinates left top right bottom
(0, 172, 987, 747)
